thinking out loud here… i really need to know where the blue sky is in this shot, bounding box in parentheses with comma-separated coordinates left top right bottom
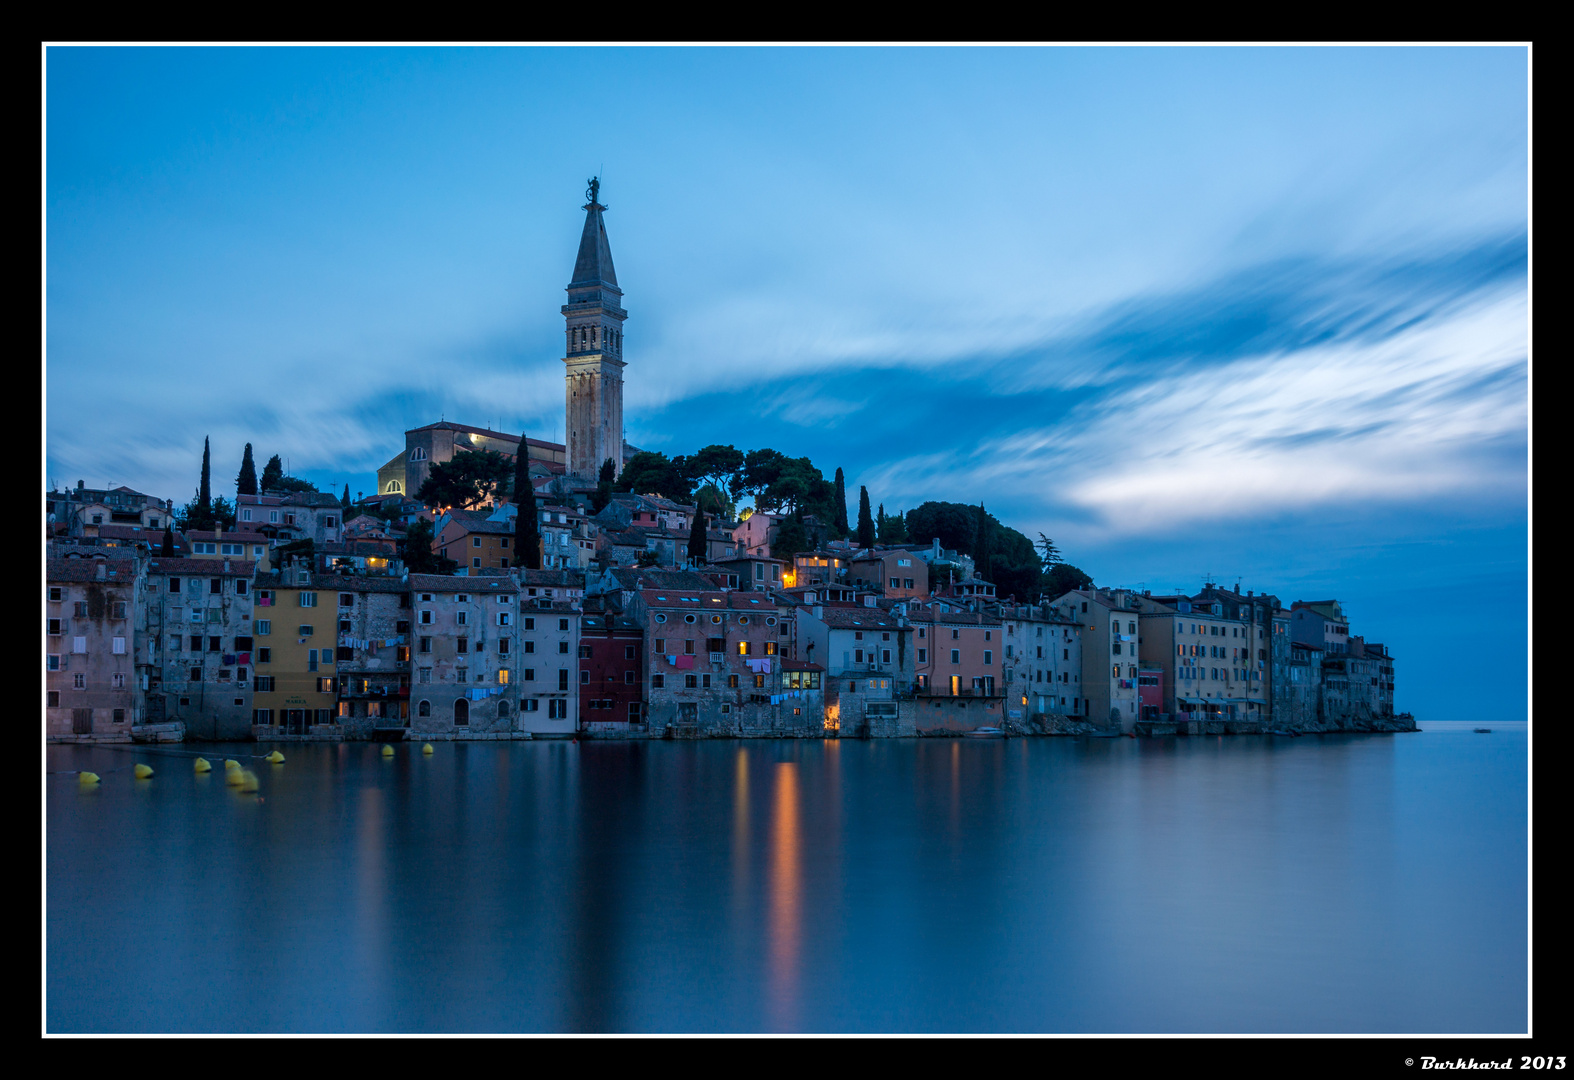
(45, 46, 1528, 721)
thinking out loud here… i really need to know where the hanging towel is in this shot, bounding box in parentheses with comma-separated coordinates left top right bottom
(666, 655, 677, 666)
(674, 655, 695, 670)
(237, 652, 251, 665)
(222, 653, 236, 665)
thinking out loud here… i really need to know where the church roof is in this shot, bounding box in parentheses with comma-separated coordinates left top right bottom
(569, 202, 618, 289)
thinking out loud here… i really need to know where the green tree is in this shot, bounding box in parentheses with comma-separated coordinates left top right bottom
(1037, 533, 1063, 570)
(401, 517, 457, 575)
(599, 458, 617, 484)
(211, 496, 237, 531)
(635, 550, 661, 568)
(857, 486, 875, 550)
(877, 506, 907, 544)
(1043, 562, 1093, 597)
(616, 451, 692, 502)
(973, 503, 992, 581)
(773, 512, 808, 562)
(692, 481, 734, 521)
(676, 445, 745, 504)
(833, 468, 849, 537)
(271, 475, 318, 493)
(414, 450, 513, 510)
(341, 484, 352, 510)
(687, 509, 708, 565)
(260, 454, 285, 494)
(513, 446, 542, 570)
(236, 443, 258, 496)
(160, 525, 175, 557)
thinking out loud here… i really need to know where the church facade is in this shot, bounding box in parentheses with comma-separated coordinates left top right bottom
(375, 180, 632, 500)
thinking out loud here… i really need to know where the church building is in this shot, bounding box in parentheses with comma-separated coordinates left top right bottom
(375, 179, 634, 500)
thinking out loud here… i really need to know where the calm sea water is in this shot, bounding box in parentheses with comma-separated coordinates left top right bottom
(46, 729, 1527, 1034)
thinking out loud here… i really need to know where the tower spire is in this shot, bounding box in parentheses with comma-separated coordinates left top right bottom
(562, 178, 627, 481)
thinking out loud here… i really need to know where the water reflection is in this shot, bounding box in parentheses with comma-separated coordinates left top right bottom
(767, 761, 801, 1031)
(46, 735, 1527, 1034)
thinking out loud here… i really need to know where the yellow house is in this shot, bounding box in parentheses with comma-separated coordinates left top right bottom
(250, 565, 337, 735)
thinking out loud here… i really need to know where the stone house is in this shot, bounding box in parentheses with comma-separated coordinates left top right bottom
(186, 527, 271, 571)
(632, 588, 800, 735)
(46, 556, 144, 740)
(907, 603, 1005, 733)
(849, 549, 928, 599)
(796, 603, 915, 737)
(142, 555, 257, 740)
(409, 573, 523, 735)
(994, 600, 1084, 724)
(436, 510, 519, 574)
(48, 482, 172, 538)
(327, 575, 412, 735)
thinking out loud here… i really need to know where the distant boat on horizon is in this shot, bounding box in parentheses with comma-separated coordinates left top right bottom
(964, 727, 1004, 739)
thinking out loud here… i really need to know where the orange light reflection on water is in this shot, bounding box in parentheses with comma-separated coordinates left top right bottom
(767, 761, 801, 1031)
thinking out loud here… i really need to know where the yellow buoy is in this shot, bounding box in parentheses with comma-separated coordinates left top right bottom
(224, 759, 241, 771)
(421, 743, 434, 755)
(78, 771, 100, 785)
(265, 751, 285, 764)
(381, 745, 395, 757)
(133, 764, 154, 779)
(234, 768, 259, 792)
(194, 757, 212, 773)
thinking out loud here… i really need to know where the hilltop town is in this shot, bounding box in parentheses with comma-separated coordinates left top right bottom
(45, 181, 1411, 744)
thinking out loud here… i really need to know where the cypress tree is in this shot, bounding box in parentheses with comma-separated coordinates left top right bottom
(341, 484, 351, 510)
(198, 437, 212, 517)
(160, 525, 175, 557)
(236, 443, 258, 496)
(261, 454, 284, 494)
(687, 509, 708, 565)
(973, 503, 992, 581)
(599, 458, 616, 484)
(513, 443, 541, 570)
(856, 486, 875, 550)
(833, 467, 849, 537)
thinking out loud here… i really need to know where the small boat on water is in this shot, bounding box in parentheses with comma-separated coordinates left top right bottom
(1474, 728, 1492, 734)
(963, 726, 1004, 739)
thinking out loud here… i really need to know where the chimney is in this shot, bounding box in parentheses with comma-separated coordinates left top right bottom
(94, 562, 106, 581)
(77, 480, 84, 490)
(1247, 590, 1254, 597)
(223, 559, 231, 572)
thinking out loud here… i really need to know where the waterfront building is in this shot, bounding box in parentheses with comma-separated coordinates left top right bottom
(907, 603, 1005, 732)
(1049, 588, 1143, 732)
(795, 602, 913, 736)
(328, 574, 411, 734)
(578, 603, 645, 730)
(516, 582, 579, 735)
(995, 600, 1084, 723)
(46, 555, 145, 739)
(250, 563, 338, 736)
(632, 588, 804, 735)
(408, 572, 522, 735)
(143, 555, 256, 739)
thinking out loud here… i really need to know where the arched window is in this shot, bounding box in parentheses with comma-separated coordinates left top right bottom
(454, 698, 469, 725)
(418, 699, 430, 717)
(386, 480, 402, 494)
(409, 447, 428, 462)
(497, 699, 510, 719)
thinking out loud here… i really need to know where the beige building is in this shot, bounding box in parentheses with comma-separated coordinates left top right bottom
(849, 549, 928, 598)
(409, 573, 523, 735)
(1049, 588, 1144, 732)
(996, 601, 1084, 722)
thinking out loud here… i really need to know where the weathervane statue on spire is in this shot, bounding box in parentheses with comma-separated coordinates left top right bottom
(586, 176, 601, 207)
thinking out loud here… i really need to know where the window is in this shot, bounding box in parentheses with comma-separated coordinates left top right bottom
(685, 674, 699, 688)
(48, 619, 61, 636)
(738, 640, 752, 656)
(556, 641, 569, 655)
(951, 649, 960, 664)
(190, 635, 203, 652)
(48, 587, 62, 602)
(581, 669, 591, 684)
(48, 691, 59, 707)
(74, 601, 88, 618)
(300, 592, 317, 607)
(210, 579, 223, 595)
(255, 676, 275, 692)
(73, 673, 86, 689)
(558, 669, 570, 691)
(652, 674, 665, 689)
(951, 628, 959, 640)
(559, 619, 569, 632)
(112, 636, 126, 654)
(498, 612, 511, 627)
(73, 636, 87, 654)
(419, 636, 432, 654)
(299, 625, 313, 637)
(457, 637, 469, 654)
(918, 648, 927, 663)
(419, 610, 432, 625)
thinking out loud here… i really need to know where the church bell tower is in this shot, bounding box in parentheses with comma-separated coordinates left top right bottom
(562, 177, 627, 481)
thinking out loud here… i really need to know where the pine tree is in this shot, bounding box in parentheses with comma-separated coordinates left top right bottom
(160, 525, 175, 557)
(236, 443, 258, 496)
(833, 467, 849, 537)
(513, 443, 542, 570)
(261, 454, 284, 493)
(341, 484, 351, 510)
(973, 503, 992, 582)
(687, 509, 708, 565)
(856, 486, 875, 550)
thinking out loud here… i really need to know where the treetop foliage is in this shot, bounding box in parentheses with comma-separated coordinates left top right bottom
(414, 449, 512, 510)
